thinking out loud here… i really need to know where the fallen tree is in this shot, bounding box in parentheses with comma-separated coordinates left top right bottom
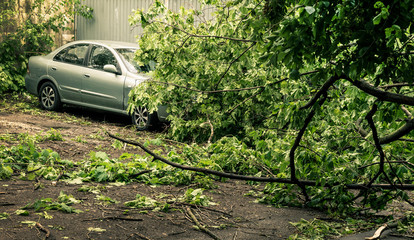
(127, 0, 414, 213)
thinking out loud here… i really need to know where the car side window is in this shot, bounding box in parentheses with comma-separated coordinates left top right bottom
(88, 45, 118, 70)
(53, 44, 89, 65)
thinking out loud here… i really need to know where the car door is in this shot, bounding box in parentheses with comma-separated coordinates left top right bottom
(48, 44, 89, 102)
(81, 45, 125, 110)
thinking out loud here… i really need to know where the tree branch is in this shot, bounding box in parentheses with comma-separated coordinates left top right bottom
(348, 78, 414, 106)
(289, 93, 328, 201)
(401, 105, 413, 119)
(379, 118, 414, 144)
(379, 82, 414, 89)
(226, 88, 265, 114)
(300, 75, 341, 110)
(152, 20, 257, 43)
(234, 0, 264, 33)
(149, 70, 319, 94)
(214, 41, 256, 89)
(354, 115, 414, 145)
(106, 132, 414, 190)
(365, 104, 388, 187)
(355, 118, 368, 137)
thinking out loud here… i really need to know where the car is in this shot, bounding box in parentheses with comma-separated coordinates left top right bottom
(25, 40, 167, 130)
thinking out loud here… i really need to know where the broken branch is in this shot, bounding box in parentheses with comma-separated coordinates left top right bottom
(35, 222, 50, 239)
(349, 78, 414, 106)
(107, 132, 414, 190)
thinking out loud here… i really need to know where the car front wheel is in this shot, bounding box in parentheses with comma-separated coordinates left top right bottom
(132, 106, 155, 131)
(39, 82, 61, 111)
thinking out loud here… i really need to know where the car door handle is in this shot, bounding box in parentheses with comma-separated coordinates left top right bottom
(51, 67, 57, 71)
(84, 74, 90, 78)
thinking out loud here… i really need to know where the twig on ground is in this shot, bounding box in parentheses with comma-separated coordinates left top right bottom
(82, 216, 143, 222)
(0, 202, 15, 206)
(131, 232, 153, 240)
(365, 224, 388, 240)
(176, 202, 232, 217)
(186, 207, 221, 240)
(35, 222, 50, 239)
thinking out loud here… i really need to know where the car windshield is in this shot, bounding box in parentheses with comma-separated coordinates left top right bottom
(116, 48, 156, 73)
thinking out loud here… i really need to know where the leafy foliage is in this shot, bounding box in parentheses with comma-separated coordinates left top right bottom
(128, 0, 414, 214)
(0, 0, 93, 93)
(288, 217, 377, 240)
(23, 191, 83, 213)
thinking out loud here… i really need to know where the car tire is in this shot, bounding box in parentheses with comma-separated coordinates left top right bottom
(131, 106, 156, 131)
(39, 82, 61, 111)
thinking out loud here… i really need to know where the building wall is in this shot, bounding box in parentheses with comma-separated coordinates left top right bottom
(75, 0, 214, 43)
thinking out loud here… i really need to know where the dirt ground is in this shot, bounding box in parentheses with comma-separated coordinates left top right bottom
(0, 99, 412, 240)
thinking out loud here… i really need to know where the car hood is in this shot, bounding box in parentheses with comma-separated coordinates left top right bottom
(126, 71, 151, 85)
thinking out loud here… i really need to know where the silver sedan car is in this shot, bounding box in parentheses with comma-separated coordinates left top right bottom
(25, 40, 167, 130)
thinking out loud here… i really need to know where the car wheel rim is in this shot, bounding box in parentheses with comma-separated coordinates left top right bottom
(41, 86, 55, 108)
(134, 106, 149, 128)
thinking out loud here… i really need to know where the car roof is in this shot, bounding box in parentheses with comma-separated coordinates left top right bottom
(67, 40, 139, 49)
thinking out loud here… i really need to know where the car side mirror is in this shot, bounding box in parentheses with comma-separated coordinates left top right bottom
(103, 64, 120, 74)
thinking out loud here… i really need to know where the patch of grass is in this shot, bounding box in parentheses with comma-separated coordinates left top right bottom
(42, 128, 64, 141)
(88, 130, 106, 140)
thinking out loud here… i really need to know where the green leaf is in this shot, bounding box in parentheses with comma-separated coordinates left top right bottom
(305, 6, 315, 15)
(15, 210, 29, 216)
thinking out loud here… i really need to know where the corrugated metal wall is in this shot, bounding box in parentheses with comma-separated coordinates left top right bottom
(76, 0, 214, 43)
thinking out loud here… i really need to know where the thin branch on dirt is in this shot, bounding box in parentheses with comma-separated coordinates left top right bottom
(35, 222, 50, 239)
(131, 232, 153, 240)
(186, 207, 221, 240)
(107, 132, 414, 190)
(0, 202, 14, 206)
(365, 224, 387, 240)
(175, 202, 232, 217)
(82, 216, 143, 222)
